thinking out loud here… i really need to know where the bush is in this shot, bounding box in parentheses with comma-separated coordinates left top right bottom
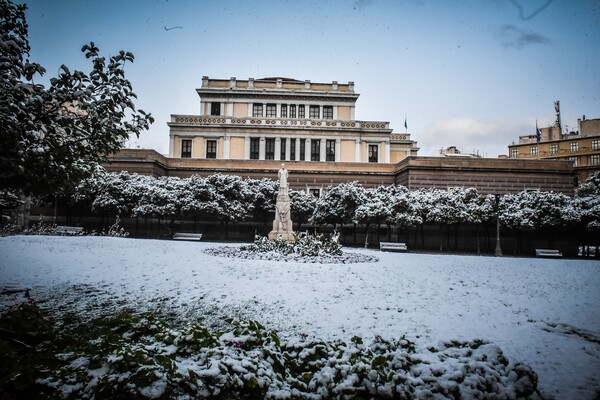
(0, 303, 541, 399)
(242, 231, 342, 257)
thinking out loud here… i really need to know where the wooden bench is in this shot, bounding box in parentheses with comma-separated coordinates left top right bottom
(55, 226, 84, 235)
(535, 249, 562, 258)
(173, 232, 202, 241)
(380, 242, 408, 252)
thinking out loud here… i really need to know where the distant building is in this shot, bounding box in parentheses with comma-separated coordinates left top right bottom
(508, 116, 600, 182)
(439, 146, 482, 158)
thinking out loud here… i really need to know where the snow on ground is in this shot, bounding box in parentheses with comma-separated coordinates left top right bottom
(1, 235, 599, 399)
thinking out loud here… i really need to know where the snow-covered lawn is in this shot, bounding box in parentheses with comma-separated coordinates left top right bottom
(1, 235, 599, 399)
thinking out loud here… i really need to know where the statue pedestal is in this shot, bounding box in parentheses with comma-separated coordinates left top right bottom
(268, 188, 295, 242)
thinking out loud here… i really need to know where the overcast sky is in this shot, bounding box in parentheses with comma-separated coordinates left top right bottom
(21, 0, 600, 157)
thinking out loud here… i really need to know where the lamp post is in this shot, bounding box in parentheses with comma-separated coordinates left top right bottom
(494, 194, 503, 256)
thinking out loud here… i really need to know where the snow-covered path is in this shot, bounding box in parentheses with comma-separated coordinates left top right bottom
(1, 235, 599, 399)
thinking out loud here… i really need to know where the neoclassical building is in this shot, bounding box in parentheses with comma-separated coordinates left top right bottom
(104, 77, 577, 195)
(168, 76, 419, 164)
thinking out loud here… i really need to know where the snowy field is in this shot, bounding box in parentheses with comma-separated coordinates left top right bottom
(1, 235, 599, 399)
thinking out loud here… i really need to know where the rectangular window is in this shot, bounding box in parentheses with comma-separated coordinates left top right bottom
(568, 156, 578, 166)
(368, 144, 379, 163)
(510, 148, 518, 158)
(280, 104, 287, 118)
(309, 105, 320, 119)
(326, 139, 335, 161)
(591, 154, 600, 166)
(266, 104, 276, 118)
(289, 105, 297, 118)
(252, 104, 263, 118)
(300, 139, 306, 161)
(549, 144, 558, 155)
(592, 140, 600, 150)
(181, 139, 192, 158)
(250, 138, 260, 160)
(570, 142, 579, 152)
(311, 140, 320, 161)
(210, 102, 221, 116)
(280, 138, 286, 161)
(323, 106, 333, 119)
(206, 140, 217, 159)
(308, 188, 321, 198)
(290, 138, 296, 161)
(530, 146, 538, 156)
(265, 138, 275, 160)
(298, 105, 305, 118)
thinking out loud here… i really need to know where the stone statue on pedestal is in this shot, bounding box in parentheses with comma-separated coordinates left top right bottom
(268, 164, 295, 241)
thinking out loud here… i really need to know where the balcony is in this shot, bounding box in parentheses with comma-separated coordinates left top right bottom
(169, 115, 390, 131)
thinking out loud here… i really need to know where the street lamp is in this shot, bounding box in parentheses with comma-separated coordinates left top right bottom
(494, 194, 503, 257)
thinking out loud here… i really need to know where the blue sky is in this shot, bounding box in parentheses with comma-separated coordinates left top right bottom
(21, 0, 600, 157)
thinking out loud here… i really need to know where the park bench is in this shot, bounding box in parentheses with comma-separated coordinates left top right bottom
(379, 242, 408, 252)
(535, 248, 562, 258)
(55, 226, 84, 235)
(173, 232, 202, 241)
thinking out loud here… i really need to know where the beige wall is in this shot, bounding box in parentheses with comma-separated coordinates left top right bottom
(217, 138, 224, 159)
(581, 119, 600, 136)
(233, 103, 247, 117)
(172, 136, 180, 158)
(338, 106, 351, 120)
(230, 137, 245, 159)
(340, 140, 355, 162)
(193, 137, 204, 158)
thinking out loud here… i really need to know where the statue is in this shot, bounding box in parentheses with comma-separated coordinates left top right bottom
(278, 164, 288, 190)
(269, 164, 295, 241)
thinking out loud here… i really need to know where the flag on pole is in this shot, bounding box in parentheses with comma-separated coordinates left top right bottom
(404, 115, 408, 131)
(536, 120, 541, 144)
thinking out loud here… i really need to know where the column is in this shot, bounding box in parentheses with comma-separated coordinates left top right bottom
(355, 139, 361, 162)
(259, 137, 266, 160)
(247, 103, 253, 118)
(385, 141, 391, 163)
(244, 136, 250, 159)
(224, 136, 230, 159)
(305, 138, 311, 161)
(274, 137, 281, 161)
(226, 102, 233, 117)
(295, 138, 301, 161)
(285, 138, 291, 161)
(320, 138, 326, 162)
(335, 139, 341, 162)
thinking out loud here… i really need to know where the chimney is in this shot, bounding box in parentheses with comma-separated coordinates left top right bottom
(229, 77, 236, 88)
(202, 76, 209, 87)
(332, 81, 338, 91)
(348, 81, 355, 92)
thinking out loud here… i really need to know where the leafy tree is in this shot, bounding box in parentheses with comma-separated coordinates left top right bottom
(310, 181, 365, 229)
(576, 171, 600, 197)
(0, 0, 153, 198)
(289, 189, 317, 228)
(246, 177, 277, 226)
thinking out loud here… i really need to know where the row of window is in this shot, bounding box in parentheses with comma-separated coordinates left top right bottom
(251, 104, 334, 119)
(513, 140, 599, 158)
(181, 138, 379, 162)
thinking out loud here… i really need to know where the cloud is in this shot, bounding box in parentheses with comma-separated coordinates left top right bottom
(496, 25, 550, 49)
(418, 117, 533, 158)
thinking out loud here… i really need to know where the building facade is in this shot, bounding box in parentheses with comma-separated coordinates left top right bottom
(508, 116, 600, 182)
(106, 149, 576, 195)
(168, 76, 419, 164)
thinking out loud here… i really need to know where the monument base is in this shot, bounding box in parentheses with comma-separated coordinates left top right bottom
(268, 231, 296, 241)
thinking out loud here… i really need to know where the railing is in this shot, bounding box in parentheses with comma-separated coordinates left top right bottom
(171, 115, 390, 130)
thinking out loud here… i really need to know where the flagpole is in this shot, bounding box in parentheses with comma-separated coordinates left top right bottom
(536, 120, 541, 159)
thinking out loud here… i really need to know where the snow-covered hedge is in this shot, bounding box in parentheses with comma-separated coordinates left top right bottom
(67, 168, 600, 232)
(0, 304, 540, 399)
